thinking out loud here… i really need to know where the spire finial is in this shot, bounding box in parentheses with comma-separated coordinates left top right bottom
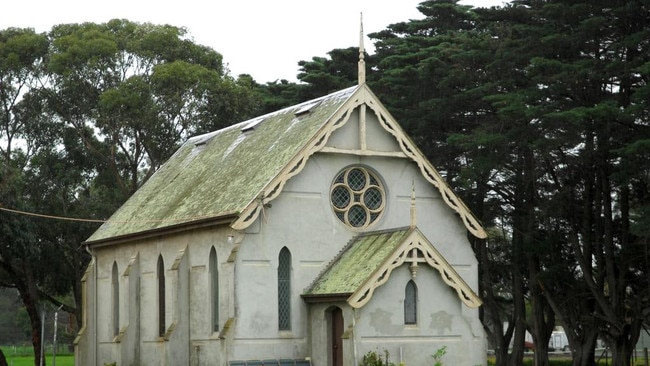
(410, 180, 417, 228)
(358, 12, 366, 85)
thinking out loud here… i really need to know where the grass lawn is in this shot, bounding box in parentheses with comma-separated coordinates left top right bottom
(0, 346, 74, 366)
(1, 355, 74, 366)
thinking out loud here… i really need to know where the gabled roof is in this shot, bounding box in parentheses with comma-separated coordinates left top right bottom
(86, 84, 486, 245)
(303, 227, 482, 308)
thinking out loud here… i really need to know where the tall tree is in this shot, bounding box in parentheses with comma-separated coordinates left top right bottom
(370, 2, 543, 365)
(0, 27, 53, 366)
(0, 20, 263, 365)
(369, 1, 650, 365)
(46, 19, 259, 197)
(514, 1, 650, 365)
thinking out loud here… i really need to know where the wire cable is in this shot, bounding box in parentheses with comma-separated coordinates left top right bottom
(0, 206, 107, 223)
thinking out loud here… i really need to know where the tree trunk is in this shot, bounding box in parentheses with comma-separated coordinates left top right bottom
(15, 263, 46, 366)
(607, 318, 643, 366)
(506, 147, 533, 366)
(0, 349, 8, 366)
(523, 146, 553, 366)
(570, 331, 598, 366)
(529, 273, 553, 366)
(574, 346, 597, 366)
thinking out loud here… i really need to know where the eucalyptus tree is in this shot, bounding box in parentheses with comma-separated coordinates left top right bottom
(46, 19, 260, 198)
(1, 19, 262, 365)
(0, 27, 55, 366)
(40, 17, 262, 324)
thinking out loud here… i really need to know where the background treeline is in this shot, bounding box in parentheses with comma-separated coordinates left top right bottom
(0, 1, 648, 366)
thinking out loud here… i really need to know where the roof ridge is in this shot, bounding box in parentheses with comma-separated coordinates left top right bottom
(185, 85, 360, 145)
(355, 226, 411, 238)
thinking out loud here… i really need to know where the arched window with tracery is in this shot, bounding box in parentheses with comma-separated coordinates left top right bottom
(278, 247, 292, 331)
(404, 280, 417, 325)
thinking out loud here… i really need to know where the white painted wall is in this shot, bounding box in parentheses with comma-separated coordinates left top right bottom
(75, 103, 485, 366)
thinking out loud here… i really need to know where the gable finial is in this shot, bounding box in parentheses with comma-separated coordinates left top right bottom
(410, 180, 417, 228)
(358, 12, 366, 85)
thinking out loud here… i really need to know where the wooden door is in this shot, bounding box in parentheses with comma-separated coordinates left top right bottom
(330, 307, 343, 366)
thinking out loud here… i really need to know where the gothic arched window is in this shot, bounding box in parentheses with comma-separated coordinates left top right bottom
(209, 247, 219, 332)
(111, 261, 120, 337)
(404, 280, 417, 325)
(278, 247, 292, 331)
(157, 255, 166, 337)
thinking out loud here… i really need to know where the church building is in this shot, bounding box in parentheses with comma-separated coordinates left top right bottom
(74, 35, 487, 366)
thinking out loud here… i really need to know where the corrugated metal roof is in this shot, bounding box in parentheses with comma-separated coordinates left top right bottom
(304, 228, 411, 296)
(86, 86, 359, 243)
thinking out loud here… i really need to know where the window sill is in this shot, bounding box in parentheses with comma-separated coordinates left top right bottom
(113, 326, 128, 343)
(278, 330, 294, 338)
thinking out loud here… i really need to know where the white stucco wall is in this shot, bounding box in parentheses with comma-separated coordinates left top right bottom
(76, 102, 485, 366)
(229, 151, 482, 363)
(79, 227, 236, 366)
(355, 265, 485, 365)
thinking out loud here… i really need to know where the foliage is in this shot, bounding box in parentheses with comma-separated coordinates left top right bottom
(0, 19, 263, 364)
(359, 350, 396, 366)
(1, 1, 649, 365)
(362, 1, 650, 365)
(0, 289, 30, 343)
(431, 346, 447, 366)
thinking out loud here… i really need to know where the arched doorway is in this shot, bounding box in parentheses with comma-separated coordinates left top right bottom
(327, 306, 344, 366)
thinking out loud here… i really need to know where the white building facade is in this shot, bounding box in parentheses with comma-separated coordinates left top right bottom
(75, 84, 487, 366)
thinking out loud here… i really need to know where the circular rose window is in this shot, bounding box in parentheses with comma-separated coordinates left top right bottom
(331, 166, 385, 228)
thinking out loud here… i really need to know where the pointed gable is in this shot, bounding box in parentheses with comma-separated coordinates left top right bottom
(86, 84, 486, 245)
(303, 227, 482, 309)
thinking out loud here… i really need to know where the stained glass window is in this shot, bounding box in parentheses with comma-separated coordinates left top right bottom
(278, 247, 292, 331)
(112, 262, 119, 337)
(210, 247, 219, 332)
(330, 166, 385, 229)
(404, 280, 417, 325)
(157, 255, 166, 337)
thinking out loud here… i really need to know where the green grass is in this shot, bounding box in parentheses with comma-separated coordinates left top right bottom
(1, 346, 74, 366)
(0, 355, 74, 366)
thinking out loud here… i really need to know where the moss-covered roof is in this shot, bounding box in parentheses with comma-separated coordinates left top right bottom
(304, 226, 483, 308)
(304, 228, 412, 296)
(86, 86, 358, 243)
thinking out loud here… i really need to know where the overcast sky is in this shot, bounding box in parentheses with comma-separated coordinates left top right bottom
(2, 0, 507, 83)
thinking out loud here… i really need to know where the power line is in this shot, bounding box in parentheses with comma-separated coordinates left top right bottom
(0, 205, 232, 225)
(0, 206, 106, 223)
